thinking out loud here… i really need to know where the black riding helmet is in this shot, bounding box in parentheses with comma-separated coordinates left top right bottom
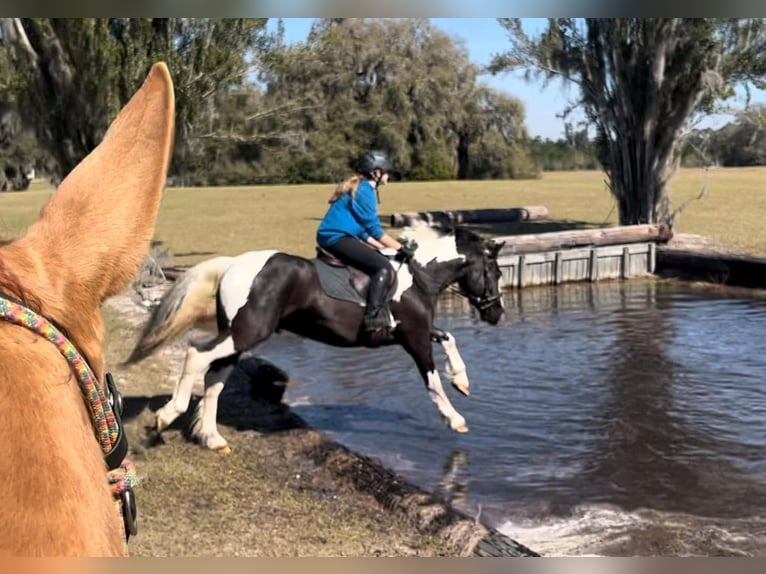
(357, 151, 393, 178)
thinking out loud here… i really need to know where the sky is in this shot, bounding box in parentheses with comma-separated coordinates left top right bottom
(269, 18, 766, 140)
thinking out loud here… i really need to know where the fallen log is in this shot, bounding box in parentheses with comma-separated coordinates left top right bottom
(390, 206, 548, 228)
(497, 224, 673, 255)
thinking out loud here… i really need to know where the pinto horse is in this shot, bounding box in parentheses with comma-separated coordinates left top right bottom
(126, 224, 505, 451)
(0, 63, 174, 556)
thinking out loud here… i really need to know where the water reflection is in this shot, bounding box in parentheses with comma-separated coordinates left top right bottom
(433, 450, 470, 509)
(590, 283, 683, 509)
(586, 283, 766, 516)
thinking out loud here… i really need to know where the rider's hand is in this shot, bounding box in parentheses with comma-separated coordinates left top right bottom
(395, 239, 418, 263)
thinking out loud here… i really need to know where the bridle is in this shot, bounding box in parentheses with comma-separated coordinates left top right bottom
(450, 252, 502, 312)
(0, 292, 137, 546)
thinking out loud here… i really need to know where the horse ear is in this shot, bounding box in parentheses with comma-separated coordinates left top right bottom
(20, 62, 175, 307)
(486, 239, 505, 257)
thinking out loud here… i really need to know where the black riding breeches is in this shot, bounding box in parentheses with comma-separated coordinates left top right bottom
(324, 237, 393, 314)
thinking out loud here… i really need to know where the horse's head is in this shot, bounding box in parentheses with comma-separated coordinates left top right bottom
(454, 228, 505, 325)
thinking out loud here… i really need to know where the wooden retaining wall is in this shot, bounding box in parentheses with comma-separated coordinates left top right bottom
(437, 276, 658, 316)
(497, 242, 656, 289)
(493, 224, 668, 290)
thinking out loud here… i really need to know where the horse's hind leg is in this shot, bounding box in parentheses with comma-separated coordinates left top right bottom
(186, 306, 281, 450)
(190, 360, 237, 452)
(432, 328, 469, 396)
(403, 329, 468, 433)
(155, 333, 237, 432)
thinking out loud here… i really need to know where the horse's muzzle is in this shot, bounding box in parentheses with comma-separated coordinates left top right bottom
(479, 301, 504, 325)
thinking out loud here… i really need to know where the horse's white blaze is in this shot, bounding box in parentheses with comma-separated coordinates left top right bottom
(426, 369, 467, 431)
(392, 223, 464, 301)
(218, 250, 279, 321)
(441, 333, 469, 394)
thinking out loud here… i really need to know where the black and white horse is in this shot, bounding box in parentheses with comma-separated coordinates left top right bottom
(127, 222, 505, 450)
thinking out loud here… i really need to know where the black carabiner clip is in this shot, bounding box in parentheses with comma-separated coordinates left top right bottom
(121, 487, 138, 540)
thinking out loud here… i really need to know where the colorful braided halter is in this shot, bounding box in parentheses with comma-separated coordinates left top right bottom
(0, 293, 137, 546)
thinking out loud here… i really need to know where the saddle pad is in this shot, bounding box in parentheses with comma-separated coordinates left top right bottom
(311, 258, 366, 305)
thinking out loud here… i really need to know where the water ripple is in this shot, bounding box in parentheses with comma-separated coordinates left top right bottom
(259, 279, 766, 555)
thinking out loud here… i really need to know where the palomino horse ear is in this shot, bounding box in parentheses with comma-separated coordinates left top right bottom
(21, 62, 175, 308)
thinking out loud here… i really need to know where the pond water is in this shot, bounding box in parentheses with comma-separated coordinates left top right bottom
(253, 279, 766, 556)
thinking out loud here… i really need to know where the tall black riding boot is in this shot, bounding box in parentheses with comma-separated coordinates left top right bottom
(363, 268, 391, 331)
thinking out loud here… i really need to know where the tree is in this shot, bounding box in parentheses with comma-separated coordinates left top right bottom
(0, 32, 41, 190)
(490, 18, 766, 224)
(256, 18, 533, 183)
(709, 106, 766, 166)
(0, 18, 271, 180)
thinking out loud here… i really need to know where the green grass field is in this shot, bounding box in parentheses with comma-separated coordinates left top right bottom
(3, 166, 765, 265)
(4, 166, 764, 556)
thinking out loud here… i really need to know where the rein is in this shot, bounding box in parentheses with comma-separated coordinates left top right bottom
(0, 292, 137, 546)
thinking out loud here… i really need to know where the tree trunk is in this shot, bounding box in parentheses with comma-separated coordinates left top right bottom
(4, 19, 100, 178)
(456, 132, 469, 179)
(612, 151, 673, 225)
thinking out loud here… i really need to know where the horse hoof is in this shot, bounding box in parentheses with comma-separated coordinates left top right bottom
(197, 433, 230, 452)
(155, 415, 169, 433)
(450, 373, 470, 396)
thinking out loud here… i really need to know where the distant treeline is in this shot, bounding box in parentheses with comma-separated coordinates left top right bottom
(1, 19, 764, 191)
(527, 107, 766, 172)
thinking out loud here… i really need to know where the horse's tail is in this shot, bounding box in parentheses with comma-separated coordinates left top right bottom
(123, 255, 234, 365)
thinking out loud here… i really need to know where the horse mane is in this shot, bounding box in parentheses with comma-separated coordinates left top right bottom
(397, 221, 465, 264)
(396, 221, 480, 296)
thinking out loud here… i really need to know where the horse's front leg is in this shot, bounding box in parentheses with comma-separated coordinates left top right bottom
(432, 327, 470, 396)
(402, 327, 468, 433)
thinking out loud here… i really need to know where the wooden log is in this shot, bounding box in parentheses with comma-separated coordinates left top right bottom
(497, 224, 673, 256)
(390, 206, 548, 228)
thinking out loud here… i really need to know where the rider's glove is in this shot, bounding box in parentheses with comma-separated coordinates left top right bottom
(395, 239, 418, 263)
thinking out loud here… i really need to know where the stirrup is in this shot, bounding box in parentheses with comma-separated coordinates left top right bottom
(364, 312, 390, 331)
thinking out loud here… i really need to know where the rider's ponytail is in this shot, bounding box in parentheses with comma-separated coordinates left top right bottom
(327, 175, 360, 203)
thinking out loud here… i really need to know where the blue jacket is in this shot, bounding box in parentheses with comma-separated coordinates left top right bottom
(316, 179, 384, 248)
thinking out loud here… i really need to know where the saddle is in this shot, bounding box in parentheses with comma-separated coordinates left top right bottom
(312, 246, 398, 306)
